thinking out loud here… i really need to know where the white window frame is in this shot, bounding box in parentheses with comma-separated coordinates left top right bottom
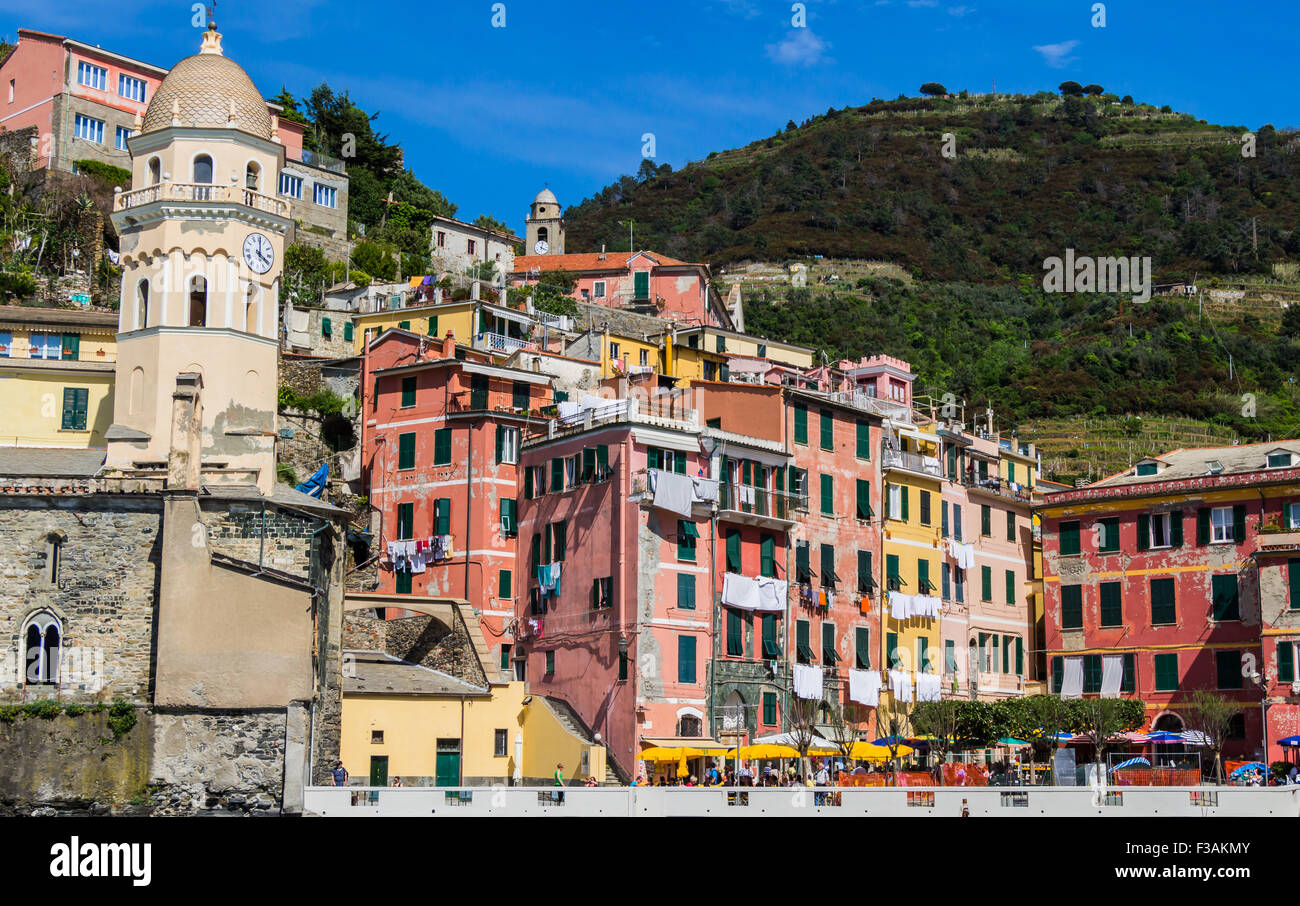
(279, 172, 304, 199)
(1267, 451, 1293, 468)
(118, 73, 146, 103)
(77, 61, 107, 91)
(29, 332, 63, 360)
(1289, 502, 1300, 530)
(24, 610, 62, 685)
(593, 280, 607, 299)
(499, 426, 519, 464)
(1210, 507, 1233, 544)
(73, 114, 104, 144)
(609, 342, 620, 360)
(313, 183, 337, 208)
(115, 125, 133, 151)
(888, 484, 903, 520)
(1149, 512, 1172, 549)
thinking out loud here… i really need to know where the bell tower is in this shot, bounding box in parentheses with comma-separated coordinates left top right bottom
(524, 187, 564, 255)
(106, 22, 289, 493)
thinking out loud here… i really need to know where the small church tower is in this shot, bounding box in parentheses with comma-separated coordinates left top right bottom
(524, 187, 565, 255)
(107, 21, 289, 493)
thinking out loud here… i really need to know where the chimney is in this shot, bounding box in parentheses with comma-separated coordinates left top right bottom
(471, 280, 481, 301)
(599, 244, 606, 261)
(167, 372, 203, 490)
(442, 333, 456, 359)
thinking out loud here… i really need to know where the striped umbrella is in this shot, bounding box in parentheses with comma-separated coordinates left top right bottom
(1111, 756, 1151, 772)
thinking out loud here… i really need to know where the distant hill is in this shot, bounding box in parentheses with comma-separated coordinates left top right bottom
(566, 92, 1300, 282)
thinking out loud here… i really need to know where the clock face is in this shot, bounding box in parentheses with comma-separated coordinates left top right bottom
(533, 240, 549, 255)
(243, 233, 274, 274)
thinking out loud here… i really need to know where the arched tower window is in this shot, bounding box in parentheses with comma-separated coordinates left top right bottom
(24, 611, 61, 685)
(135, 277, 150, 330)
(245, 161, 260, 191)
(537, 227, 548, 243)
(193, 154, 213, 200)
(148, 156, 161, 185)
(189, 274, 207, 327)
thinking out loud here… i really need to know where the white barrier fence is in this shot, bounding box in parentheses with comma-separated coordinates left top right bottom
(305, 785, 1300, 818)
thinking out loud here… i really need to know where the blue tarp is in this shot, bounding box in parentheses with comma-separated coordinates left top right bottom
(296, 463, 329, 499)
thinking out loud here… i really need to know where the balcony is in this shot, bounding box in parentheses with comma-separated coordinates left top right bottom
(963, 474, 1033, 503)
(534, 310, 573, 332)
(1258, 529, 1300, 554)
(882, 448, 942, 479)
(474, 331, 539, 356)
(630, 468, 716, 513)
(448, 390, 539, 416)
(828, 390, 913, 423)
(718, 481, 802, 529)
(114, 183, 288, 218)
(535, 396, 697, 444)
(297, 148, 347, 174)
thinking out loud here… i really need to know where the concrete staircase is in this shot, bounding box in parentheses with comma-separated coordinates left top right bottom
(542, 696, 630, 784)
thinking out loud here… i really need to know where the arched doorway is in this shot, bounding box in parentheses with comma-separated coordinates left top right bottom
(192, 154, 213, 200)
(188, 274, 207, 327)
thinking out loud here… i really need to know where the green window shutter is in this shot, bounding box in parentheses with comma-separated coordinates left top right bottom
(596, 445, 609, 478)
(1003, 637, 1012, 675)
(344, 321, 354, 341)
(821, 544, 836, 587)
(530, 533, 540, 570)
(398, 432, 416, 469)
(553, 521, 566, 561)
(582, 448, 596, 482)
(677, 573, 696, 610)
(796, 542, 811, 583)
(941, 562, 951, 599)
(946, 639, 957, 674)
(727, 609, 744, 656)
(1136, 514, 1150, 551)
(513, 381, 530, 411)
(855, 627, 870, 669)
(1051, 657, 1063, 693)
(1151, 577, 1176, 625)
(398, 320, 410, 331)
(1099, 582, 1123, 627)
(677, 519, 698, 561)
(858, 549, 873, 594)
(550, 457, 564, 490)
(981, 505, 991, 536)
(674, 451, 686, 475)
(856, 421, 870, 458)
(917, 558, 930, 594)
(1279, 642, 1296, 683)
(1290, 559, 1300, 610)
(715, 335, 725, 353)
(820, 474, 833, 515)
(678, 635, 696, 684)
(1083, 654, 1102, 692)
(719, 363, 730, 382)
(886, 632, 899, 668)
(920, 490, 931, 526)
(1215, 650, 1242, 690)
(793, 404, 807, 444)
(495, 425, 505, 463)
(1098, 518, 1119, 553)
(61, 387, 88, 430)
(1015, 637, 1024, 676)
(760, 534, 776, 578)
(501, 644, 512, 670)
(819, 409, 833, 450)
(1006, 509, 1015, 541)
(822, 622, 837, 664)
(941, 501, 949, 538)
(1197, 508, 1211, 545)
(401, 376, 417, 407)
(524, 467, 534, 499)
(321, 317, 332, 336)
(426, 315, 438, 337)
(883, 484, 891, 520)
(499, 569, 512, 598)
(1170, 510, 1183, 547)
(761, 614, 779, 658)
(726, 529, 741, 573)
(1060, 521, 1080, 556)
(886, 553, 900, 590)
(1211, 574, 1240, 621)
(434, 428, 451, 464)
(796, 620, 810, 663)
(500, 498, 517, 535)
(1060, 584, 1082, 629)
(1121, 653, 1135, 692)
(61, 333, 79, 360)
(1232, 505, 1246, 543)
(762, 692, 777, 725)
(395, 569, 412, 594)
(434, 498, 451, 535)
(1154, 653, 1178, 691)
(981, 565, 992, 602)
(397, 502, 413, 539)
(900, 485, 909, 521)
(1005, 569, 1015, 605)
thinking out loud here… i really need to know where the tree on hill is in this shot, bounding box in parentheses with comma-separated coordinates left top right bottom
(920, 82, 947, 97)
(1058, 80, 1084, 96)
(1082, 83, 1105, 96)
(473, 214, 514, 236)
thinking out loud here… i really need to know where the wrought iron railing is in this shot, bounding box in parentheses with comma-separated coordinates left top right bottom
(882, 448, 941, 477)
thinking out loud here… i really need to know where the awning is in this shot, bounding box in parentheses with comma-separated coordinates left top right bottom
(640, 736, 730, 754)
(483, 303, 536, 328)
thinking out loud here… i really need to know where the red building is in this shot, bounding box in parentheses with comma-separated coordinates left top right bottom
(1040, 442, 1300, 763)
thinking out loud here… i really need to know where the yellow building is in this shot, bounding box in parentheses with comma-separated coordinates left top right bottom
(880, 419, 944, 698)
(351, 299, 544, 358)
(0, 306, 118, 447)
(662, 326, 815, 373)
(340, 650, 607, 786)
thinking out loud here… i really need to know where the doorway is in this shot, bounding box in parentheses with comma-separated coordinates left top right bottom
(369, 755, 389, 788)
(436, 738, 461, 787)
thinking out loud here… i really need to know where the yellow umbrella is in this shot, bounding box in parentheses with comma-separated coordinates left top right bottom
(676, 755, 689, 778)
(739, 744, 801, 759)
(641, 746, 708, 762)
(851, 741, 915, 760)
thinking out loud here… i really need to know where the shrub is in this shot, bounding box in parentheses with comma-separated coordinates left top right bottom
(73, 159, 131, 186)
(106, 700, 137, 738)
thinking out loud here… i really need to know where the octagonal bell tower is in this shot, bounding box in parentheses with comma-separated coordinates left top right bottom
(107, 22, 289, 493)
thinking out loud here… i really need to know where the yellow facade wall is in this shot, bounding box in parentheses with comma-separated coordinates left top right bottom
(351, 302, 476, 354)
(0, 367, 115, 447)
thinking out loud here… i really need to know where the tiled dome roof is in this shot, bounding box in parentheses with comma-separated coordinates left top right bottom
(140, 29, 271, 139)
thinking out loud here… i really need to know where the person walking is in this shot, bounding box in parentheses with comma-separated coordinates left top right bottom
(332, 761, 348, 787)
(553, 763, 565, 802)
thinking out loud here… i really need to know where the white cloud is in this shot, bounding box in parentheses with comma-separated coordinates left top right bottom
(947, 5, 974, 15)
(1033, 40, 1080, 68)
(765, 29, 830, 67)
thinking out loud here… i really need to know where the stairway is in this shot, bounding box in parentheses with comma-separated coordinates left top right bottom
(541, 696, 630, 784)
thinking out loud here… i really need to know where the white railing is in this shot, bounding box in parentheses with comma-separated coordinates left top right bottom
(883, 448, 942, 477)
(476, 332, 536, 355)
(831, 390, 913, 423)
(115, 182, 289, 217)
(304, 785, 1300, 818)
(534, 310, 572, 332)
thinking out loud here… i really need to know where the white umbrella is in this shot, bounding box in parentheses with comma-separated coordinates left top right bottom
(1181, 731, 1211, 746)
(753, 731, 840, 752)
(513, 732, 523, 783)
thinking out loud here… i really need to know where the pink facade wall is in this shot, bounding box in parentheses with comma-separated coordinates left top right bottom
(1, 31, 65, 165)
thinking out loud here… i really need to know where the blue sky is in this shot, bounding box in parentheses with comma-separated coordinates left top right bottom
(4, 0, 1296, 232)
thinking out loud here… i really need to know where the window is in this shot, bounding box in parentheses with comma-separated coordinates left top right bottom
(193, 154, 213, 185)
(676, 573, 696, 610)
(1006, 510, 1015, 541)
(796, 542, 814, 584)
(397, 432, 416, 470)
(1099, 582, 1123, 627)
(591, 576, 613, 609)
(494, 426, 519, 465)
(762, 692, 777, 725)
(1211, 574, 1240, 621)
(0, 331, 9, 356)
(855, 479, 872, 520)
(1059, 521, 1081, 556)
(433, 498, 451, 535)
(855, 628, 871, 669)
(819, 409, 834, 450)
(434, 428, 451, 465)
(593, 280, 606, 298)
(822, 623, 838, 665)
(115, 125, 133, 151)
(279, 173, 303, 198)
(941, 562, 950, 600)
(1279, 640, 1296, 683)
(314, 184, 337, 208)
(945, 639, 958, 674)
(7, 80, 12, 104)
(494, 729, 508, 757)
(549, 521, 567, 562)
(920, 490, 931, 526)
(395, 568, 412, 594)
(980, 505, 992, 537)
(1207, 506, 1240, 544)
(725, 529, 741, 573)
(1291, 559, 1300, 610)
(760, 534, 776, 578)
(980, 565, 993, 602)
(886, 553, 902, 592)
(953, 503, 963, 542)
(820, 543, 838, 589)
(1060, 585, 1083, 629)
(499, 569, 512, 599)
(73, 113, 104, 143)
(726, 608, 744, 656)
(856, 421, 870, 459)
(60, 387, 88, 431)
(1150, 577, 1176, 625)
(23, 612, 61, 684)
(500, 499, 517, 537)
(677, 519, 698, 561)
(609, 342, 620, 360)
(1097, 518, 1120, 553)
(886, 632, 899, 668)
(634, 271, 650, 299)
(1267, 451, 1293, 468)
(886, 484, 905, 521)
(118, 74, 147, 103)
(796, 620, 813, 664)
(372, 730, 385, 744)
(619, 649, 628, 681)
(793, 403, 807, 444)
(1136, 461, 1158, 476)
(678, 636, 697, 684)
(545, 651, 555, 674)
(1215, 650, 1242, 690)
(77, 61, 107, 90)
(396, 502, 414, 540)
(1139, 512, 1179, 550)
(1005, 569, 1016, 605)
(467, 239, 476, 255)
(917, 558, 934, 594)
(400, 376, 417, 407)
(715, 335, 726, 353)
(820, 474, 833, 516)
